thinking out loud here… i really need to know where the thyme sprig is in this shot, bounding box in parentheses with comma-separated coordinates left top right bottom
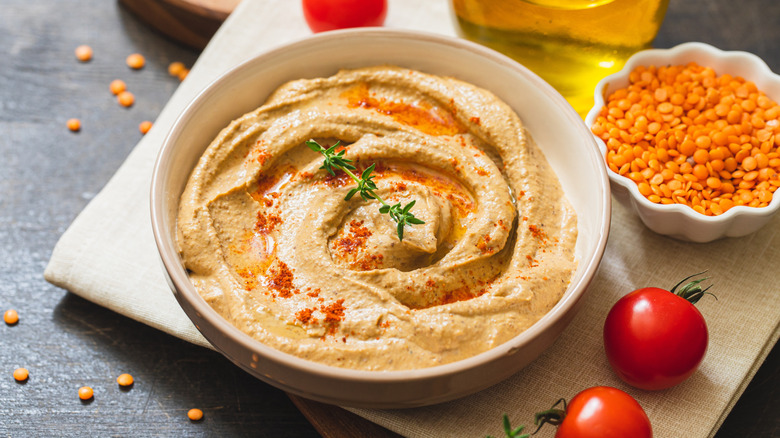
(306, 139, 424, 241)
(486, 414, 529, 438)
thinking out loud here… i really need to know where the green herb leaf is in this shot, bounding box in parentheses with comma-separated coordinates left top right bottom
(361, 163, 376, 180)
(406, 216, 425, 225)
(307, 139, 425, 241)
(485, 414, 529, 438)
(305, 140, 324, 152)
(345, 188, 359, 201)
(394, 221, 403, 240)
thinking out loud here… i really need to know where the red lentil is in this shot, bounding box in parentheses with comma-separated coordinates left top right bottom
(67, 118, 81, 132)
(168, 61, 185, 76)
(75, 45, 93, 62)
(117, 91, 135, 107)
(13, 368, 28, 382)
(139, 121, 153, 135)
(117, 373, 134, 387)
(126, 53, 145, 69)
(78, 386, 94, 400)
(188, 408, 203, 421)
(592, 62, 780, 216)
(109, 79, 127, 95)
(4, 309, 19, 325)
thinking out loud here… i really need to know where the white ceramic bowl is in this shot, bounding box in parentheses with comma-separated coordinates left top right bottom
(585, 42, 780, 243)
(151, 29, 610, 408)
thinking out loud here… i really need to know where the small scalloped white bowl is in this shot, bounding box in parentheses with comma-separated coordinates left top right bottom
(584, 42, 780, 243)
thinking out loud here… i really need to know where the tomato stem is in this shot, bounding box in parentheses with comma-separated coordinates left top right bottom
(532, 398, 567, 434)
(670, 271, 716, 305)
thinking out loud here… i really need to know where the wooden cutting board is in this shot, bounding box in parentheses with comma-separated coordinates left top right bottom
(288, 395, 402, 437)
(119, 0, 242, 49)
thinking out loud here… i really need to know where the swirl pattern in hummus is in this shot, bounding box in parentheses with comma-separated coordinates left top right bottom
(177, 66, 577, 370)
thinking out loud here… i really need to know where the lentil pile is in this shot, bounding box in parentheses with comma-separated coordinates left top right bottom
(591, 62, 780, 216)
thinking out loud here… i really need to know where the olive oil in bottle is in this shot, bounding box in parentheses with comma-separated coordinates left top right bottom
(452, 0, 669, 116)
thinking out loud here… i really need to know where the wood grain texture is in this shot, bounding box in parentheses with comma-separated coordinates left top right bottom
(119, 0, 241, 49)
(0, 0, 777, 437)
(289, 395, 402, 438)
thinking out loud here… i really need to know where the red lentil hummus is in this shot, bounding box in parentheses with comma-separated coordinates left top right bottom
(177, 66, 577, 370)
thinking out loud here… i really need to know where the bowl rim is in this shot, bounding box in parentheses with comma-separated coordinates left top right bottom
(151, 27, 611, 383)
(585, 41, 780, 223)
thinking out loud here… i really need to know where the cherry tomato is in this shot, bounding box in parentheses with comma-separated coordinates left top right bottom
(534, 387, 652, 438)
(554, 387, 652, 438)
(603, 274, 711, 390)
(302, 0, 387, 33)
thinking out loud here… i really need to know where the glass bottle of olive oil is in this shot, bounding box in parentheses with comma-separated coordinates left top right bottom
(452, 0, 669, 116)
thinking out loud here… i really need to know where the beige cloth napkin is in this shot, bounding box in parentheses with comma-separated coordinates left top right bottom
(45, 0, 779, 437)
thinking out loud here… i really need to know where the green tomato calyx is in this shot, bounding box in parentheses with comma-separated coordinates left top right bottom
(532, 398, 567, 434)
(670, 271, 716, 305)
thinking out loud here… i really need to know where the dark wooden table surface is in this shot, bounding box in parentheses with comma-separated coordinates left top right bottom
(1, 0, 777, 436)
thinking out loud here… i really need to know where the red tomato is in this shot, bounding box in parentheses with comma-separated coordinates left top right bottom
(554, 387, 652, 438)
(302, 0, 387, 33)
(603, 276, 710, 390)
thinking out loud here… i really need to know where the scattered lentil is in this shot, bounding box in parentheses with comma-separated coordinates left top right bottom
(13, 368, 28, 382)
(126, 53, 146, 69)
(177, 68, 190, 81)
(67, 118, 81, 132)
(78, 386, 94, 400)
(139, 121, 153, 134)
(109, 79, 127, 95)
(168, 61, 186, 76)
(117, 91, 135, 107)
(188, 408, 204, 421)
(75, 45, 93, 62)
(592, 62, 780, 216)
(116, 373, 134, 387)
(4, 309, 19, 325)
